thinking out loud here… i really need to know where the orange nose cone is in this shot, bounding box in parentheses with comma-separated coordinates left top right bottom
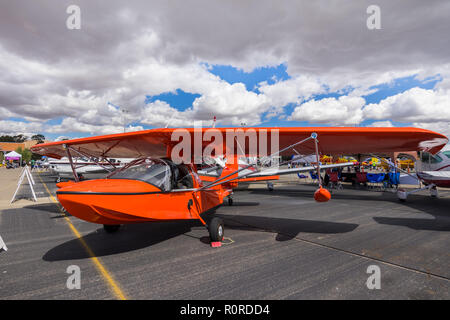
(314, 187, 331, 202)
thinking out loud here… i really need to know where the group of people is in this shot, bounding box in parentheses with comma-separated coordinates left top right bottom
(1, 159, 38, 169)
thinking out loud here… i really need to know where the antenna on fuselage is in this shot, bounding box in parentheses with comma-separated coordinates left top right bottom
(107, 101, 128, 133)
(164, 112, 176, 128)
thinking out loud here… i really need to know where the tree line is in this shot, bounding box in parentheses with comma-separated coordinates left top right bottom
(0, 134, 45, 143)
(1, 134, 46, 163)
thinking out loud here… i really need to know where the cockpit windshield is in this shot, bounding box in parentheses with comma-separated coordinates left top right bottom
(107, 157, 195, 191)
(108, 158, 172, 191)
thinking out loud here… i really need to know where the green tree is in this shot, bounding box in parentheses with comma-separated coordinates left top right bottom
(13, 134, 28, 143)
(31, 152, 42, 161)
(15, 147, 32, 164)
(31, 134, 45, 144)
(0, 135, 15, 142)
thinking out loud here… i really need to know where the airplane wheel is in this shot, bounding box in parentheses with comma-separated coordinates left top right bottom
(397, 189, 407, 202)
(55, 177, 61, 183)
(267, 182, 274, 191)
(430, 186, 438, 198)
(103, 224, 120, 233)
(208, 217, 224, 242)
(228, 197, 233, 206)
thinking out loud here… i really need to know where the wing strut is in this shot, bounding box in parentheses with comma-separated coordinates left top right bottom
(198, 133, 319, 190)
(313, 132, 322, 187)
(63, 144, 79, 182)
(67, 146, 116, 173)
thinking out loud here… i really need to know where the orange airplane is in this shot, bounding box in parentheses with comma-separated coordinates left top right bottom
(31, 127, 448, 242)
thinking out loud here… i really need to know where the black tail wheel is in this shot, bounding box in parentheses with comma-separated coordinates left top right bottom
(208, 217, 224, 242)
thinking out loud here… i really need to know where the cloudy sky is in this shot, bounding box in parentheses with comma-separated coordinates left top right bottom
(0, 0, 449, 145)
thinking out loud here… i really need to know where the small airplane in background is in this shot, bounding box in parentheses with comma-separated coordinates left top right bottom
(415, 150, 450, 188)
(47, 157, 132, 182)
(197, 154, 354, 192)
(394, 150, 450, 201)
(197, 155, 281, 191)
(31, 127, 448, 242)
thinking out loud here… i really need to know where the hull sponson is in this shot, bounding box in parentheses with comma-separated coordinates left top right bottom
(56, 179, 226, 224)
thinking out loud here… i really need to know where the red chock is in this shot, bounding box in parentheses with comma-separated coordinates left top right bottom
(210, 241, 222, 248)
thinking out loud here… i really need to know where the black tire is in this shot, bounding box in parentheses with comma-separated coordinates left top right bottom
(55, 177, 61, 183)
(208, 217, 224, 242)
(228, 197, 233, 206)
(103, 224, 121, 233)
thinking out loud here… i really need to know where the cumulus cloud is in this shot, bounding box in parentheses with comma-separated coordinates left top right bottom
(366, 120, 395, 127)
(45, 118, 144, 136)
(258, 75, 325, 108)
(412, 122, 450, 142)
(289, 96, 365, 126)
(363, 87, 450, 123)
(191, 83, 270, 125)
(141, 100, 189, 128)
(0, 120, 43, 136)
(0, 0, 449, 139)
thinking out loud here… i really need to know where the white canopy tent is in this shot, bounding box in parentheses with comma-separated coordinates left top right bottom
(5, 151, 22, 166)
(5, 151, 22, 158)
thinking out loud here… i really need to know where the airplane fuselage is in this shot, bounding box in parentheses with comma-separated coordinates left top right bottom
(56, 160, 232, 225)
(415, 151, 450, 188)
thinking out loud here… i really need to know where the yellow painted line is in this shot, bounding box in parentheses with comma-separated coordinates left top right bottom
(38, 173, 128, 300)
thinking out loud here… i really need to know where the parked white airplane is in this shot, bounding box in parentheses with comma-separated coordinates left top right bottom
(397, 150, 450, 200)
(198, 155, 355, 191)
(49, 157, 132, 182)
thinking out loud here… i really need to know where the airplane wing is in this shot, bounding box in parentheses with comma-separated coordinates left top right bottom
(31, 127, 448, 159)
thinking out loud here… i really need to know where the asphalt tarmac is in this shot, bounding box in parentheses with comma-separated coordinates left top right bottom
(0, 168, 449, 299)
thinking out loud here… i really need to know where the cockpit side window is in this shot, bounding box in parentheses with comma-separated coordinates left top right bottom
(108, 158, 197, 191)
(108, 158, 172, 191)
(432, 154, 443, 163)
(421, 152, 443, 163)
(174, 164, 194, 189)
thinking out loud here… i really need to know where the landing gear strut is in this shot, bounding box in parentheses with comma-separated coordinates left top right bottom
(430, 186, 438, 198)
(397, 183, 438, 202)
